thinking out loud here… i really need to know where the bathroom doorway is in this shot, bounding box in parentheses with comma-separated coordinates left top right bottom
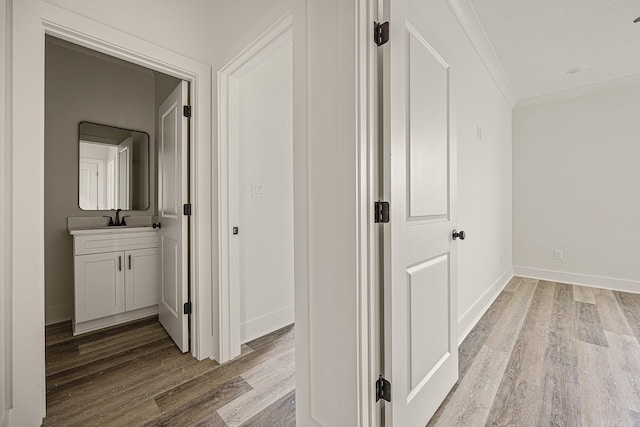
(44, 35, 191, 349)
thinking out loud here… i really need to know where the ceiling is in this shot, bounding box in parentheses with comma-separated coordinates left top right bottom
(469, 0, 640, 100)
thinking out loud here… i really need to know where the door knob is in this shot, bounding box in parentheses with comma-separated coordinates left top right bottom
(152, 223, 162, 229)
(452, 229, 466, 240)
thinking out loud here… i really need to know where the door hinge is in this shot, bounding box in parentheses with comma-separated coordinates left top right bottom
(184, 302, 192, 315)
(374, 21, 390, 46)
(374, 201, 390, 223)
(183, 105, 192, 118)
(183, 203, 192, 216)
(376, 375, 391, 402)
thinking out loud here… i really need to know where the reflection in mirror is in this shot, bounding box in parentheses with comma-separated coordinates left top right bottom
(78, 122, 150, 211)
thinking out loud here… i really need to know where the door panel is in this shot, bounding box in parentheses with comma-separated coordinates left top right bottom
(158, 80, 189, 352)
(407, 28, 450, 220)
(79, 161, 99, 210)
(160, 110, 178, 217)
(75, 252, 124, 322)
(125, 248, 160, 311)
(161, 236, 179, 313)
(385, 5, 458, 425)
(407, 254, 450, 394)
(118, 137, 133, 210)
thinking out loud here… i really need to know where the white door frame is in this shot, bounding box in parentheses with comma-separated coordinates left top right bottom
(8, 3, 213, 424)
(217, 13, 293, 364)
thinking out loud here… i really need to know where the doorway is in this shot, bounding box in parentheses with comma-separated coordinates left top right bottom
(44, 35, 192, 349)
(219, 17, 294, 362)
(42, 34, 200, 421)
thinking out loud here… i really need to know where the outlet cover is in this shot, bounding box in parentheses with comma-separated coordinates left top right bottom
(554, 249, 563, 260)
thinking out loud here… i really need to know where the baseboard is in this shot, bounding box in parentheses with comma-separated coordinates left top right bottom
(1, 408, 11, 427)
(514, 266, 640, 294)
(241, 305, 294, 344)
(458, 267, 514, 345)
(45, 303, 73, 326)
(73, 305, 159, 335)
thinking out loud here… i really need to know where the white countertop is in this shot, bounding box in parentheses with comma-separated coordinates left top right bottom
(69, 226, 157, 236)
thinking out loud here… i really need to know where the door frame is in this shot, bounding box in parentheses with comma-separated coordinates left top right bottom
(217, 13, 293, 364)
(41, 18, 211, 359)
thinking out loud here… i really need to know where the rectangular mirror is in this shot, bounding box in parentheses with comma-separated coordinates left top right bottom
(78, 122, 150, 210)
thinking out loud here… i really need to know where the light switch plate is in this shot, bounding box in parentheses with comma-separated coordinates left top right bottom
(252, 184, 265, 198)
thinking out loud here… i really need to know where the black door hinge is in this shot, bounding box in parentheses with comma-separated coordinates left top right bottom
(374, 21, 390, 46)
(183, 105, 192, 118)
(376, 375, 391, 402)
(374, 201, 390, 223)
(184, 302, 192, 315)
(183, 203, 192, 216)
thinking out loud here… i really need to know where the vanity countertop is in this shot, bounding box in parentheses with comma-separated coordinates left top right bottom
(69, 226, 156, 236)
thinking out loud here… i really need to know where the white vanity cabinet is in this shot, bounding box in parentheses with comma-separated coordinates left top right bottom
(70, 227, 160, 335)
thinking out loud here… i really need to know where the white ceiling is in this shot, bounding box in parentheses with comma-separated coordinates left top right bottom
(469, 0, 640, 100)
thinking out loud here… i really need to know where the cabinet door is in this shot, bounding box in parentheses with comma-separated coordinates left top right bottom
(75, 252, 125, 323)
(125, 248, 160, 311)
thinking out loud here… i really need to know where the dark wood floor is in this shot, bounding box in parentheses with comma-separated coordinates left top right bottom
(43, 317, 295, 426)
(429, 277, 640, 426)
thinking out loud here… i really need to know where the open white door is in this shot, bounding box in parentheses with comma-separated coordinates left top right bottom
(79, 160, 99, 210)
(117, 137, 133, 210)
(383, 3, 459, 425)
(158, 81, 189, 352)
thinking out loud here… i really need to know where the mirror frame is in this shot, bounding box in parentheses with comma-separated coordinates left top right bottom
(77, 121, 151, 211)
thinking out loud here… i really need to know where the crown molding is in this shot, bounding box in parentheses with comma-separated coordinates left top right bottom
(515, 72, 640, 109)
(446, 0, 519, 107)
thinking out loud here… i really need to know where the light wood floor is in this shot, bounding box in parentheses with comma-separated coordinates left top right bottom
(429, 276, 640, 426)
(43, 317, 295, 427)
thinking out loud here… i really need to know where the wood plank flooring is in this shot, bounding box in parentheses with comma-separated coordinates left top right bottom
(429, 277, 640, 426)
(42, 317, 295, 426)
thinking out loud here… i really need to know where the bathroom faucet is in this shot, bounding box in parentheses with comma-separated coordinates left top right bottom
(114, 209, 122, 226)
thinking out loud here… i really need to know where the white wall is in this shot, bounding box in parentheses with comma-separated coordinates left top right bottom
(237, 45, 294, 343)
(408, 1, 514, 339)
(45, 40, 156, 325)
(514, 86, 640, 290)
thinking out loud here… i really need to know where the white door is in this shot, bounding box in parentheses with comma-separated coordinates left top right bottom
(118, 137, 133, 210)
(79, 160, 99, 210)
(75, 252, 125, 322)
(383, 5, 459, 426)
(158, 81, 189, 352)
(125, 248, 161, 311)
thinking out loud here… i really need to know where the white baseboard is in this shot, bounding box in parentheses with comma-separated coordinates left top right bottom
(241, 305, 294, 344)
(458, 267, 514, 345)
(1, 408, 11, 427)
(514, 266, 640, 295)
(73, 305, 158, 335)
(45, 303, 72, 326)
